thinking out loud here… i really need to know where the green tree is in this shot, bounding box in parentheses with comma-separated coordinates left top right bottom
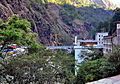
(0, 49, 75, 84)
(96, 21, 110, 33)
(84, 48, 103, 61)
(0, 16, 75, 83)
(77, 58, 116, 83)
(0, 16, 41, 58)
(109, 8, 120, 35)
(107, 46, 120, 74)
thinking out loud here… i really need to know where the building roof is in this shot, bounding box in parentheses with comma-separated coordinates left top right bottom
(78, 40, 97, 43)
(96, 32, 108, 35)
(96, 32, 108, 34)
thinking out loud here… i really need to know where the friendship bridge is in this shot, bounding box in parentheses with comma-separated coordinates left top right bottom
(46, 45, 103, 50)
(47, 45, 103, 75)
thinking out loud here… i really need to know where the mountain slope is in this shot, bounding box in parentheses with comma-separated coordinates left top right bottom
(0, 0, 75, 45)
(0, 0, 114, 45)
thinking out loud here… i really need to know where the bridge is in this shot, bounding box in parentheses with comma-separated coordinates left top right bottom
(46, 46, 73, 50)
(47, 45, 104, 75)
(47, 45, 103, 50)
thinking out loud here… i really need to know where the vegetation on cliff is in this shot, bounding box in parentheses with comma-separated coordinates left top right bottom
(95, 8, 120, 36)
(60, 4, 113, 38)
(48, 0, 93, 7)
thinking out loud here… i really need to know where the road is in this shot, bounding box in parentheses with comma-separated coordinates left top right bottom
(87, 75, 120, 84)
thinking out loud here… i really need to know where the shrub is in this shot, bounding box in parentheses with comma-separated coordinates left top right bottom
(107, 46, 120, 74)
(77, 58, 116, 83)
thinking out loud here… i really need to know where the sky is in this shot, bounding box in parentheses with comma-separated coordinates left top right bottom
(113, 0, 120, 3)
(112, 0, 120, 7)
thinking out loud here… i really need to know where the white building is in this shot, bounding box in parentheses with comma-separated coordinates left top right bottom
(95, 32, 108, 46)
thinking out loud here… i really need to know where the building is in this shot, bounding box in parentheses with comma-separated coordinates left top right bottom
(95, 32, 108, 46)
(103, 36, 112, 53)
(103, 23, 120, 54)
(74, 36, 98, 46)
(78, 40, 98, 47)
(116, 23, 120, 45)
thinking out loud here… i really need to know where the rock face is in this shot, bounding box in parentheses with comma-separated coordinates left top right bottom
(0, 0, 72, 45)
(0, 0, 89, 45)
(0, 0, 113, 45)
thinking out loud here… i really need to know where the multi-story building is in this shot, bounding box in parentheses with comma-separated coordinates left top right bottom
(116, 23, 120, 45)
(95, 32, 108, 46)
(103, 23, 120, 54)
(103, 36, 112, 53)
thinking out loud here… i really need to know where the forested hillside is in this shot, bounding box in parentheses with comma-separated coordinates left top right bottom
(0, 0, 113, 45)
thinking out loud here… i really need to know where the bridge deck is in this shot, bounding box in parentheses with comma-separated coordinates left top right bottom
(47, 45, 103, 50)
(46, 46, 73, 49)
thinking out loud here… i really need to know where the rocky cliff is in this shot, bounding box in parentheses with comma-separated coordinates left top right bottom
(0, 0, 72, 45)
(0, 0, 113, 45)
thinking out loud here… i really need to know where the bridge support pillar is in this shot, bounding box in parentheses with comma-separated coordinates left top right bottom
(74, 46, 85, 75)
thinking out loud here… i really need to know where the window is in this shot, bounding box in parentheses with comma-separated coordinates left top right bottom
(106, 49, 108, 52)
(109, 49, 111, 52)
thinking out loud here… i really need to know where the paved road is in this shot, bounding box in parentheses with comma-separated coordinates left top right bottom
(87, 75, 120, 84)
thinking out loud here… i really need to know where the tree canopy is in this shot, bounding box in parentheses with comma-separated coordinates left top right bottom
(0, 49, 75, 84)
(0, 16, 42, 54)
(0, 16, 75, 83)
(109, 8, 120, 35)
